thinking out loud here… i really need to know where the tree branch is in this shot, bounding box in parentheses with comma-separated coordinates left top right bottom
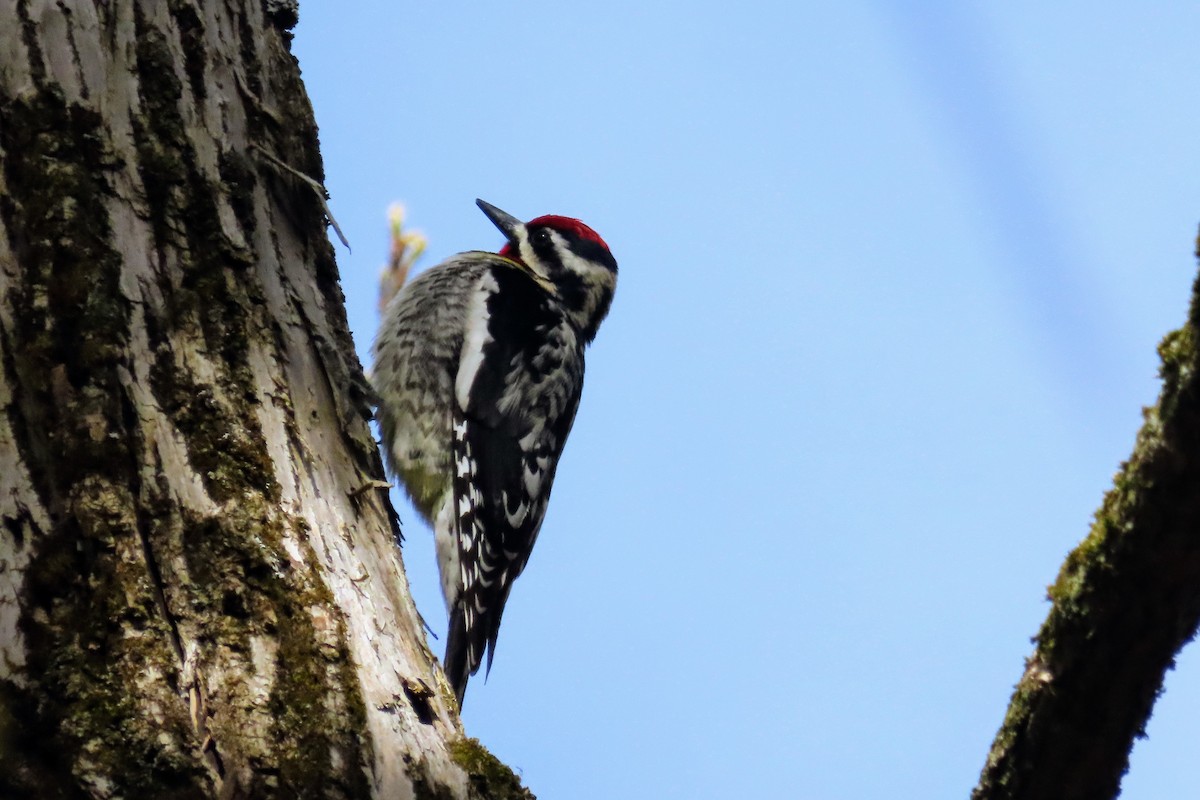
(973, 239, 1200, 799)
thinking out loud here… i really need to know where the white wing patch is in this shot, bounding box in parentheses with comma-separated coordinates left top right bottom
(455, 270, 499, 413)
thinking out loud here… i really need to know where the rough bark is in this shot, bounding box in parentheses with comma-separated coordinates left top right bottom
(973, 245, 1200, 798)
(0, 1, 529, 797)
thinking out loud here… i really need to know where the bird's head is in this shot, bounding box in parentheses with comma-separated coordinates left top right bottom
(477, 199, 617, 343)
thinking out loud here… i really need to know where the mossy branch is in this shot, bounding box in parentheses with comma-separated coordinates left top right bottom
(972, 236, 1200, 800)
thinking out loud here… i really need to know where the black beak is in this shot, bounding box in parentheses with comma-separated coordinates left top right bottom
(476, 199, 524, 245)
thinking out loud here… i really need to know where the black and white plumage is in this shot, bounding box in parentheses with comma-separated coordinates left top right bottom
(372, 200, 617, 706)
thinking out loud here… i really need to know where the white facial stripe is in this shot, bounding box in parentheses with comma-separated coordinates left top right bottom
(557, 242, 616, 321)
(519, 229, 554, 283)
(559, 244, 608, 278)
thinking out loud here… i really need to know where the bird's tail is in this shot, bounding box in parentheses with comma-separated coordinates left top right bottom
(444, 604, 475, 707)
(445, 593, 510, 708)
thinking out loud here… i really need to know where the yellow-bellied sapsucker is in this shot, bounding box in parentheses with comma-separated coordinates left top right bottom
(373, 199, 617, 706)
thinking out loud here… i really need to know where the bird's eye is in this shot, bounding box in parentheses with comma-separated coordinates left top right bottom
(532, 229, 552, 246)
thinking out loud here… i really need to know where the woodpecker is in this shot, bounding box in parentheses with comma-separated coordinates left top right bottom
(373, 199, 617, 706)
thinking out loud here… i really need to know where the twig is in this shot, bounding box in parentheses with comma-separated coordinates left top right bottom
(249, 143, 351, 251)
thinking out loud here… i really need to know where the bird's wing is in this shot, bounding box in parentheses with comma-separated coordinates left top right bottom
(443, 266, 583, 703)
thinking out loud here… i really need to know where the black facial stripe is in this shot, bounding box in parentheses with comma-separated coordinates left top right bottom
(530, 228, 558, 263)
(570, 237, 618, 273)
(529, 224, 618, 280)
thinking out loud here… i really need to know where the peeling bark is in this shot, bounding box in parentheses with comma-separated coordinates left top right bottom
(0, 1, 529, 797)
(972, 248, 1200, 799)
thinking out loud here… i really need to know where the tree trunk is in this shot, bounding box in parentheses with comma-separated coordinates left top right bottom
(972, 254, 1200, 799)
(0, 1, 528, 797)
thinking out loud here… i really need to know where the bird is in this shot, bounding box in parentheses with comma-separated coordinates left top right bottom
(372, 199, 617, 706)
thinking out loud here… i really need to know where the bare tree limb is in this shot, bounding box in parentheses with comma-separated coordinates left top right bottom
(973, 241, 1200, 799)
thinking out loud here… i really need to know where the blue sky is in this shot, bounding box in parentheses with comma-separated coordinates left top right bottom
(295, 4, 1200, 796)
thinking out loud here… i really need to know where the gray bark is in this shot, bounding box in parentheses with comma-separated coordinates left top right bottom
(0, 1, 529, 797)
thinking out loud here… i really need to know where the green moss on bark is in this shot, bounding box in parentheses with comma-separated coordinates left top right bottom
(14, 478, 206, 797)
(269, 528, 373, 798)
(133, 5, 261, 382)
(177, 505, 373, 796)
(131, 9, 279, 507)
(0, 679, 89, 799)
(169, 0, 209, 104)
(1, 7, 398, 798)
(0, 77, 199, 797)
(150, 350, 279, 503)
(0, 85, 129, 498)
(973, 265, 1200, 800)
(449, 738, 536, 800)
(404, 756, 456, 800)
